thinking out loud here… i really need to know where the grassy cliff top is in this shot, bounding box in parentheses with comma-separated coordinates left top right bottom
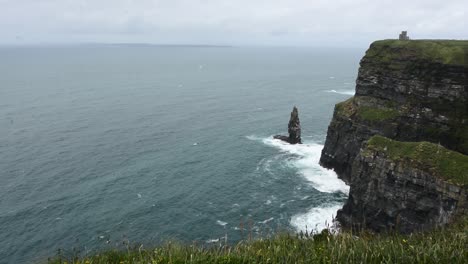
(48, 218, 468, 264)
(366, 135, 468, 186)
(366, 39, 468, 66)
(335, 96, 400, 122)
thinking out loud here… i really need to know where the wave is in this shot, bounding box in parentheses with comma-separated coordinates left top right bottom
(246, 135, 349, 234)
(325, 89, 355, 95)
(216, 220, 228, 226)
(260, 137, 349, 194)
(259, 217, 275, 224)
(290, 203, 342, 233)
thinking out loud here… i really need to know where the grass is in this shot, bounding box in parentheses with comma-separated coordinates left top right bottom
(356, 106, 399, 121)
(48, 219, 468, 264)
(335, 97, 355, 118)
(366, 135, 468, 186)
(335, 97, 468, 154)
(335, 97, 400, 122)
(366, 39, 468, 66)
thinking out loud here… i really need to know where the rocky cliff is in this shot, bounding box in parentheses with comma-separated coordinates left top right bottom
(320, 40, 468, 232)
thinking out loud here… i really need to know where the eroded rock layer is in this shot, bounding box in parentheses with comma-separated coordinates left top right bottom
(337, 136, 467, 233)
(320, 40, 468, 232)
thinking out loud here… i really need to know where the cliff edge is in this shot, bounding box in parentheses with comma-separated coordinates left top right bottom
(320, 39, 468, 233)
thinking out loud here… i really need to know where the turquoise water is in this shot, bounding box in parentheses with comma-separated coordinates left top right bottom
(0, 45, 361, 263)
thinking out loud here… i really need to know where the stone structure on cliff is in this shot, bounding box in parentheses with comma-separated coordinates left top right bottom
(320, 40, 468, 233)
(274, 106, 302, 144)
(399, 31, 410, 40)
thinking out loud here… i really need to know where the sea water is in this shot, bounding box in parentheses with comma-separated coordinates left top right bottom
(0, 45, 362, 263)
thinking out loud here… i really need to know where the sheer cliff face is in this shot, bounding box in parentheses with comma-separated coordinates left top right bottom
(320, 40, 468, 233)
(338, 137, 468, 233)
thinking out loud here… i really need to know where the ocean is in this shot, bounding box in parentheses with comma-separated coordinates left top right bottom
(0, 45, 362, 263)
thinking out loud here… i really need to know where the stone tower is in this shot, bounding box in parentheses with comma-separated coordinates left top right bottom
(399, 31, 410, 40)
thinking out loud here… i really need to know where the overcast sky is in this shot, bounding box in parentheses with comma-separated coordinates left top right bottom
(1, 0, 466, 47)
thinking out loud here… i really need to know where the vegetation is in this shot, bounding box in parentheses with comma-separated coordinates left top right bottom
(366, 39, 468, 66)
(454, 125, 468, 153)
(334, 97, 355, 117)
(48, 218, 467, 264)
(335, 97, 400, 122)
(366, 135, 468, 186)
(356, 106, 399, 121)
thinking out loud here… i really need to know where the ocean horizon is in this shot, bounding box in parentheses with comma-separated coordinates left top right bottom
(0, 45, 362, 263)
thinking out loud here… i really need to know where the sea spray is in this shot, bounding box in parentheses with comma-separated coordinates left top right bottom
(261, 137, 349, 194)
(325, 89, 355, 95)
(290, 204, 343, 233)
(247, 135, 349, 233)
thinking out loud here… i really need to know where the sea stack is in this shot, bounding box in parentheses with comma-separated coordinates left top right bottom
(274, 106, 302, 144)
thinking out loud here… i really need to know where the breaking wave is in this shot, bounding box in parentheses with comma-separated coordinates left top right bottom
(261, 137, 349, 194)
(290, 203, 342, 233)
(247, 135, 349, 233)
(325, 89, 355, 95)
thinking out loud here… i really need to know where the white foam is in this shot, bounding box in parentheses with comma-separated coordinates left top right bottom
(325, 89, 355, 95)
(216, 220, 228, 226)
(290, 203, 342, 233)
(206, 238, 219, 243)
(261, 138, 349, 194)
(259, 217, 274, 224)
(246, 135, 261, 141)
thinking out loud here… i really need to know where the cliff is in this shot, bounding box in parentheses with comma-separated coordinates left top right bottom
(320, 39, 468, 232)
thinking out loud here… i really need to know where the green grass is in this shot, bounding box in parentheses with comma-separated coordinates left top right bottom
(335, 97, 400, 121)
(366, 135, 468, 186)
(356, 106, 399, 121)
(366, 39, 468, 66)
(48, 219, 468, 264)
(335, 97, 355, 117)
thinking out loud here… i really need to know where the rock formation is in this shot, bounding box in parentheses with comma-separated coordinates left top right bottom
(274, 106, 302, 144)
(339, 136, 467, 233)
(320, 40, 468, 233)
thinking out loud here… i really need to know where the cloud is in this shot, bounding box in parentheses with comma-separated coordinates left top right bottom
(0, 0, 466, 46)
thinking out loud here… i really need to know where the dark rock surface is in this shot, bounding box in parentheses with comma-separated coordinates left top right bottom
(319, 40, 468, 232)
(337, 144, 467, 233)
(274, 106, 302, 144)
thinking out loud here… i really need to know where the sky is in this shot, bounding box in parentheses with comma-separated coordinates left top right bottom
(0, 0, 466, 47)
